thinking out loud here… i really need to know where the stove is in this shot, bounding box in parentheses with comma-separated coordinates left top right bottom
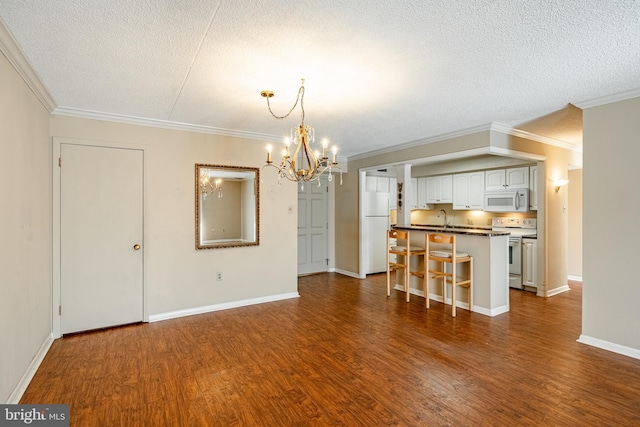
(492, 217, 537, 289)
(492, 217, 537, 237)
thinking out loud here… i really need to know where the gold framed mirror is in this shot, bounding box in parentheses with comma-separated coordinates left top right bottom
(195, 164, 259, 249)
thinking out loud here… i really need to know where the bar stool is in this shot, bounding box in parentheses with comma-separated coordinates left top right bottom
(426, 233, 473, 317)
(386, 229, 426, 302)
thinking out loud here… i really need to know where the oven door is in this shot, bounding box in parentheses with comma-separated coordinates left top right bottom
(508, 237, 523, 289)
(508, 238, 522, 275)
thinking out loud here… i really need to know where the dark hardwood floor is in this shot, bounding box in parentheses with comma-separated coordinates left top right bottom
(21, 273, 640, 426)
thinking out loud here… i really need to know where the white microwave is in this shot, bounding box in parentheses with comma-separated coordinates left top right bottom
(483, 188, 529, 212)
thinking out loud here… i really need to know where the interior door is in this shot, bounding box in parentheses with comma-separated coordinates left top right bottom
(60, 143, 144, 334)
(297, 181, 328, 275)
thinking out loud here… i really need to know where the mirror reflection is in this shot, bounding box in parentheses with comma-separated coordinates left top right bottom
(195, 164, 259, 249)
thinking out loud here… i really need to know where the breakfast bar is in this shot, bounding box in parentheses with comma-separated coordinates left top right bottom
(392, 225, 510, 317)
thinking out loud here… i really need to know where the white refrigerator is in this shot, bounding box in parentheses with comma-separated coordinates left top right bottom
(364, 192, 390, 274)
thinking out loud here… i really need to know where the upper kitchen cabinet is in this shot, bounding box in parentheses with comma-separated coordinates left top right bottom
(529, 166, 538, 211)
(485, 166, 529, 190)
(453, 171, 484, 210)
(365, 175, 390, 193)
(416, 177, 431, 209)
(410, 177, 418, 210)
(426, 175, 453, 204)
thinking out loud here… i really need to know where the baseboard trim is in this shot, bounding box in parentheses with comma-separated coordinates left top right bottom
(148, 292, 300, 323)
(6, 334, 55, 404)
(334, 269, 360, 279)
(390, 285, 507, 317)
(577, 335, 640, 360)
(567, 275, 583, 282)
(546, 285, 571, 297)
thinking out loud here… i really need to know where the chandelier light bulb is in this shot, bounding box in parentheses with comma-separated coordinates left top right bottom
(266, 145, 272, 163)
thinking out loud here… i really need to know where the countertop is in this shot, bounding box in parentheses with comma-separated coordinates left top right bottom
(392, 224, 511, 237)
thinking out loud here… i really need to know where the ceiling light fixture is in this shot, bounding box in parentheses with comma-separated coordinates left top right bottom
(260, 79, 341, 189)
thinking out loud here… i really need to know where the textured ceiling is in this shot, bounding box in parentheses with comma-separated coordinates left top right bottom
(1, 0, 639, 158)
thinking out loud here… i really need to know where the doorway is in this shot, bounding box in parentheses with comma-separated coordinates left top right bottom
(297, 180, 329, 275)
(53, 138, 146, 336)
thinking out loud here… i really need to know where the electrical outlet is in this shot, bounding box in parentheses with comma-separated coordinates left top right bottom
(467, 218, 473, 225)
(216, 272, 223, 281)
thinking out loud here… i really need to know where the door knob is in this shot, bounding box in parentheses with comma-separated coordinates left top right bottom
(133, 244, 141, 250)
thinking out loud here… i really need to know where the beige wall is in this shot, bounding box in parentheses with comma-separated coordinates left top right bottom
(491, 131, 580, 295)
(582, 95, 640, 352)
(50, 115, 298, 316)
(0, 51, 52, 402)
(567, 169, 582, 279)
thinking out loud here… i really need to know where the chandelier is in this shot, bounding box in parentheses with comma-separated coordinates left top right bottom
(260, 79, 342, 188)
(199, 172, 223, 199)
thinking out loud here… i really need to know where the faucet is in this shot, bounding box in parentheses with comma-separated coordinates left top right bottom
(437, 209, 449, 227)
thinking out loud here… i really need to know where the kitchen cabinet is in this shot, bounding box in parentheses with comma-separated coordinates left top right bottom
(410, 178, 418, 210)
(529, 166, 538, 211)
(366, 176, 390, 193)
(417, 177, 431, 209)
(426, 175, 452, 204)
(522, 238, 537, 289)
(485, 167, 529, 190)
(453, 171, 484, 210)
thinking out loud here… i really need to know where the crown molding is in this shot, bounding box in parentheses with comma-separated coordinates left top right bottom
(52, 106, 283, 143)
(0, 19, 57, 112)
(573, 87, 640, 110)
(349, 119, 582, 163)
(490, 122, 582, 153)
(348, 123, 493, 162)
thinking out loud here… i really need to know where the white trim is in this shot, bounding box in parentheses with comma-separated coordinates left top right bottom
(358, 170, 367, 279)
(349, 123, 493, 161)
(52, 107, 282, 143)
(51, 137, 150, 337)
(148, 292, 300, 322)
(390, 285, 508, 317)
(334, 268, 361, 279)
(546, 284, 570, 297)
(567, 275, 583, 282)
(577, 335, 640, 361)
(349, 120, 582, 163)
(573, 87, 640, 110)
(0, 20, 56, 112)
(487, 146, 547, 161)
(472, 304, 510, 317)
(6, 335, 55, 404)
(490, 122, 582, 153)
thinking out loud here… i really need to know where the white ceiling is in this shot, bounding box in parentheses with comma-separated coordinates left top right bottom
(1, 0, 640, 158)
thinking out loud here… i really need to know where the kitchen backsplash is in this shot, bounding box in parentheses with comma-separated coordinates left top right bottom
(391, 204, 537, 228)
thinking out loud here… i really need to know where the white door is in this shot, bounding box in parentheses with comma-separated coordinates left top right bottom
(60, 143, 144, 334)
(297, 181, 328, 275)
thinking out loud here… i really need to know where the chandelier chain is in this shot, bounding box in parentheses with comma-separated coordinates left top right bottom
(266, 85, 306, 126)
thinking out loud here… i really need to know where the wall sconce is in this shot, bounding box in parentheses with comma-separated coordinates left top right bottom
(553, 179, 569, 192)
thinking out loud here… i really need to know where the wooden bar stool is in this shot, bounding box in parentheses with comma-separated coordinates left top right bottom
(426, 233, 473, 317)
(386, 229, 426, 302)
